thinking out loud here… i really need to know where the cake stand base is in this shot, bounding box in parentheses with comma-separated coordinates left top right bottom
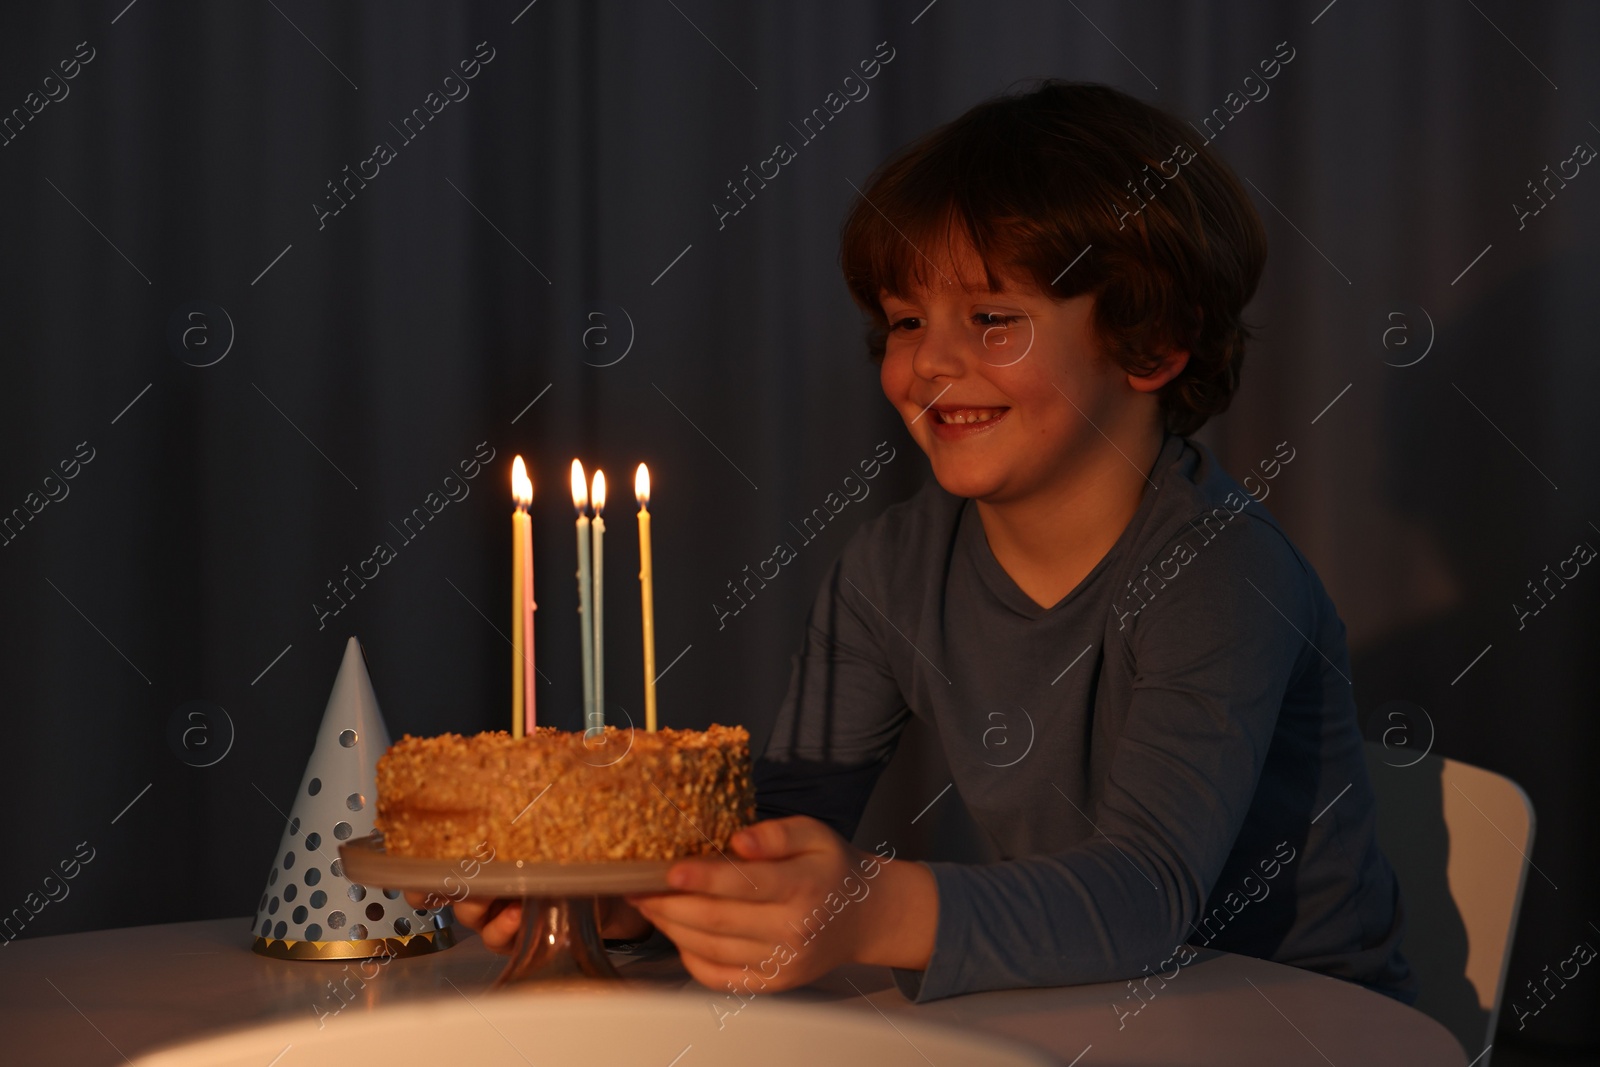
(496, 895, 620, 985)
(337, 837, 674, 987)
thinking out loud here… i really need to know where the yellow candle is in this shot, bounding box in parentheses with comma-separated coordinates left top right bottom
(590, 469, 607, 736)
(636, 464, 657, 732)
(511, 458, 528, 738)
(512, 457, 535, 734)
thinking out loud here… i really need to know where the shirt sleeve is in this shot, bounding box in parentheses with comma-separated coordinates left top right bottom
(754, 546, 911, 842)
(897, 514, 1322, 1001)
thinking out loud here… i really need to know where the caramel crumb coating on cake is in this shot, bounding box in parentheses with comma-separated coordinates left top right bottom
(375, 724, 754, 862)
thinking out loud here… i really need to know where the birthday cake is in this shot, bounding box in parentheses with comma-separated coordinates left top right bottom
(374, 724, 754, 862)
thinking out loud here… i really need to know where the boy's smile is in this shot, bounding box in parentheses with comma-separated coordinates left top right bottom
(929, 404, 1008, 433)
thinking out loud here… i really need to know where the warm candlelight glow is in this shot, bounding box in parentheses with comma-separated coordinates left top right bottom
(592, 469, 607, 514)
(512, 456, 532, 507)
(635, 463, 650, 508)
(570, 458, 589, 512)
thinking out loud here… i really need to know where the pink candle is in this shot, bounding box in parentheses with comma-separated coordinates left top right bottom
(511, 457, 535, 732)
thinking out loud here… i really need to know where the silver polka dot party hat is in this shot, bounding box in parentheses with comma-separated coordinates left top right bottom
(251, 636, 454, 960)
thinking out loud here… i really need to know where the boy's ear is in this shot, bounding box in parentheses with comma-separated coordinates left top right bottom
(1127, 347, 1189, 394)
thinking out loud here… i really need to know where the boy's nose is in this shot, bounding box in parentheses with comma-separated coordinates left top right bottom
(910, 326, 968, 382)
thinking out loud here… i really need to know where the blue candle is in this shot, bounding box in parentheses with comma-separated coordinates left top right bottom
(571, 460, 596, 736)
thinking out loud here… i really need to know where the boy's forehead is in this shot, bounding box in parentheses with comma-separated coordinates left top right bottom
(878, 224, 1041, 302)
(878, 270, 1036, 303)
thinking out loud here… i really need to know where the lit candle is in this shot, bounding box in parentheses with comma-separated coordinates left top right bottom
(589, 469, 607, 737)
(636, 464, 657, 732)
(511, 456, 536, 735)
(571, 460, 596, 735)
(511, 460, 528, 736)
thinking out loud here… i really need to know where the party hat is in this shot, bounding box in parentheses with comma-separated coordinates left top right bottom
(251, 637, 454, 960)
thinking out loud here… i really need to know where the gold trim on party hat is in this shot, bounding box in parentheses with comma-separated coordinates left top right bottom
(251, 925, 456, 960)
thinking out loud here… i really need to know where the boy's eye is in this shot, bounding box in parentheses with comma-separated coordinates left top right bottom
(974, 313, 1021, 327)
(887, 316, 922, 332)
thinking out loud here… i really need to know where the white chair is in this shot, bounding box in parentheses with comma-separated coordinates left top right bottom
(1364, 743, 1536, 1065)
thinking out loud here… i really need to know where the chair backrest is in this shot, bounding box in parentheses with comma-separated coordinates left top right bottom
(1364, 743, 1535, 1063)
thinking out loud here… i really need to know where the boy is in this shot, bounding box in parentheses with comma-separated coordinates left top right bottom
(449, 80, 1416, 1006)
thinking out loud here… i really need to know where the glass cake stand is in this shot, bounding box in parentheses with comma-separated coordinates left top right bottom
(339, 834, 673, 985)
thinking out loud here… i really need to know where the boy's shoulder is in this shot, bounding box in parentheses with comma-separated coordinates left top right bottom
(1143, 435, 1302, 559)
(1113, 435, 1322, 633)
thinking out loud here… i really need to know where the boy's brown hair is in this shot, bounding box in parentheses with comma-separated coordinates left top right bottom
(839, 80, 1268, 436)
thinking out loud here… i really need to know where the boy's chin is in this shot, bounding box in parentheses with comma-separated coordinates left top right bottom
(927, 462, 1011, 502)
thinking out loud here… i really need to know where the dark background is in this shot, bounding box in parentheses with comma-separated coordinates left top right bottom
(1, 0, 1595, 1056)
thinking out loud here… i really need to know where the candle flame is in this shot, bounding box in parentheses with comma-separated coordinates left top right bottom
(511, 456, 533, 508)
(592, 469, 607, 514)
(635, 463, 650, 509)
(570, 459, 589, 512)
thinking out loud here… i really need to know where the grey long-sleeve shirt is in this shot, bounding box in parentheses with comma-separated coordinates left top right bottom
(754, 433, 1416, 1004)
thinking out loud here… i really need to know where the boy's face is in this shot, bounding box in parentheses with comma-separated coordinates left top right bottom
(878, 242, 1179, 505)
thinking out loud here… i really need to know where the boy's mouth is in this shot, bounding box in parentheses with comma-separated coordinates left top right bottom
(929, 405, 1010, 437)
(933, 406, 1008, 426)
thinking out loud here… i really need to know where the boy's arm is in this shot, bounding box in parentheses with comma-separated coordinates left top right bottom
(754, 552, 910, 841)
(898, 518, 1325, 1000)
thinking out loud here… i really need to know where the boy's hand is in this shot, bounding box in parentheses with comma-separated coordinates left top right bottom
(402, 891, 652, 954)
(625, 816, 937, 993)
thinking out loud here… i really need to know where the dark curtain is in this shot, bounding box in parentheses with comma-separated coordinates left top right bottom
(1, 0, 1594, 1052)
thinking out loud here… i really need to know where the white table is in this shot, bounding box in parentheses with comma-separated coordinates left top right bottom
(0, 917, 1466, 1065)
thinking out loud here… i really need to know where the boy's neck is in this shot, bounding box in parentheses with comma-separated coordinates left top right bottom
(974, 422, 1168, 611)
